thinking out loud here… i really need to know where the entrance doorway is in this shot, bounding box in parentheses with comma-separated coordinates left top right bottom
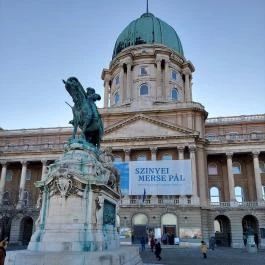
(242, 215, 259, 248)
(132, 213, 148, 244)
(161, 213, 177, 245)
(214, 215, 231, 247)
(20, 216, 33, 245)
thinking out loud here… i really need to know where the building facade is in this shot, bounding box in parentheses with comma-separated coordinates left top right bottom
(0, 11, 265, 248)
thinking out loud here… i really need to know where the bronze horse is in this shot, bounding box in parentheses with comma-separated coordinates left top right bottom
(63, 77, 103, 148)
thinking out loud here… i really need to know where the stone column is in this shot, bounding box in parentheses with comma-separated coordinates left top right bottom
(17, 160, 28, 209)
(150, 147, 157, 161)
(41, 160, 47, 181)
(124, 148, 131, 161)
(103, 74, 111, 108)
(119, 64, 124, 104)
(156, 58, 162, 100)
(252, 151, 262, 202)
(164, 60, 170, 100)
(0, 161, 8, 205)
(178, 146, 185, 160)
(126, 60, 132, 102)
(189, 145, 198, 197)
(183, 68, 191, 102)
(226, 152, 235, 202)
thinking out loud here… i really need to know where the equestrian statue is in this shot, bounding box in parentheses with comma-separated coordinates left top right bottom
(63, 77, 104, 148)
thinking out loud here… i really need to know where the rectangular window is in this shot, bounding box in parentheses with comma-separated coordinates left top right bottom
(262, 186, 265, 200)
(115, 75, 120, 85)
(171, 70, 177, 80)
(6, 170, 13, 181)
(26, 170, 31, 181)
(140, 66, 148, 76)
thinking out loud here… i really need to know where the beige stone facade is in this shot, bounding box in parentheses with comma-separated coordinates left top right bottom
(1, 18, 265, 250)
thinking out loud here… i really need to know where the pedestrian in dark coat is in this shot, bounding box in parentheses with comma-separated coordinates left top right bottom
(154, 239, 162, 261)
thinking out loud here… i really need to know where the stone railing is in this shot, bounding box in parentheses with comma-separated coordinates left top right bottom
(206, 114, 265, 124)
(209, 201, 265, 208)
(120, 196, 200, 206)
(0, 143, 66, 153)
(206, 133, 265, 143)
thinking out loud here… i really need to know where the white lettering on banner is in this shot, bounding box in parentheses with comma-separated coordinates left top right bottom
(129, 160, 192, 195)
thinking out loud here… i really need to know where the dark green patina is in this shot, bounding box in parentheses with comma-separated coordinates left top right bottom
(112, 12, 184, 58)
(103, 200, 116, 226)
(63, 77, 104, 148)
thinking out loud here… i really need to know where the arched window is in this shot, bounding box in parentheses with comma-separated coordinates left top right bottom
(235, 186, 244, 203)
(140, 84, 149, 96)
(114, 156, 122, 162)
(232, 162, 241, 174)
(210, 187, 220, 205)
(162, 154, 172, 160)
(171, 88, 179, 101)
(208, 163, 218, 175)
(137, 155, 147, 161)
(114, 92, 120, 104)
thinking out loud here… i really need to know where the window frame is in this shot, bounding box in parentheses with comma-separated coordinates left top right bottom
(235, 186, 244, 203)
(171, 88, 179, 101)
(139, 83, 149, 96)
(232, 162, 241, 175)
(139, 66, 148, 76)
(209, 186, 220, 205)
(115, 75, 120, 85)
(136, 155, 147, 161)
(208, 163, 218, 176)
(162, 154, 172, 160)
(114, 91, 120, 104)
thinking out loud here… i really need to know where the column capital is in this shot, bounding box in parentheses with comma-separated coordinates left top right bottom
(41, 159, 47, 165)
(20, 160, 28, 166)
(177, 145, 185, 151)
(124, 148, 131, 155)
(182, 68, 191, 75)
(252, 151, 260, 158)
(189, 145, 196, 152)
(226, 152, 233, 159)
(0, 160, 8, 166)
(150, 147, 157, 154)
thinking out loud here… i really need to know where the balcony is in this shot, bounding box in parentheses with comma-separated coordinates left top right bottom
(206, 114, 265, 125)
(206, 133, 265, 143)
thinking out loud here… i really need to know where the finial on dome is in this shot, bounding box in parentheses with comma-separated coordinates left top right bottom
(146, 0, 149, 14)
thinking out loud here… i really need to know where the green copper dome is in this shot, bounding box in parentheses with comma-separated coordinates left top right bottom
(112, 12, 184, 58)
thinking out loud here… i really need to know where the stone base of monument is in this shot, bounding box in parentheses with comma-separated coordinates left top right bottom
(8, 140, 144, 265)
(5, 246, 143, 265)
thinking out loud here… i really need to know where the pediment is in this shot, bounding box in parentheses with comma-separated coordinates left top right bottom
(103, 114, 198, 140)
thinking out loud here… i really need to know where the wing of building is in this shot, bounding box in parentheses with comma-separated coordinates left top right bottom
(0, 11, 265, 248)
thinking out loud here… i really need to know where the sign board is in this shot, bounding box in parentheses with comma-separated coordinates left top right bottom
(114, 160, 192, 195)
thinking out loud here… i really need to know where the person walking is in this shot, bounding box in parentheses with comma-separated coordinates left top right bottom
(150, 237, 155, 252)
(200, 240, 208, 259)
(140, 236, 146, 251)
(154, 239, 162, 261)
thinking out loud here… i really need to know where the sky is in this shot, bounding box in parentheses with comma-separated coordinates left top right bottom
(0, 0, 264, 130)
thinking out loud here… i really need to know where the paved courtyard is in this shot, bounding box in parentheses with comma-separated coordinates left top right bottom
(140, 246, 265, 265)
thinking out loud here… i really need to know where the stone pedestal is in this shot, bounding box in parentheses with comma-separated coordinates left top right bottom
(6, 247, 143, 265)
(247, 235, 257, 253)
(7, 140, 142, 265)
